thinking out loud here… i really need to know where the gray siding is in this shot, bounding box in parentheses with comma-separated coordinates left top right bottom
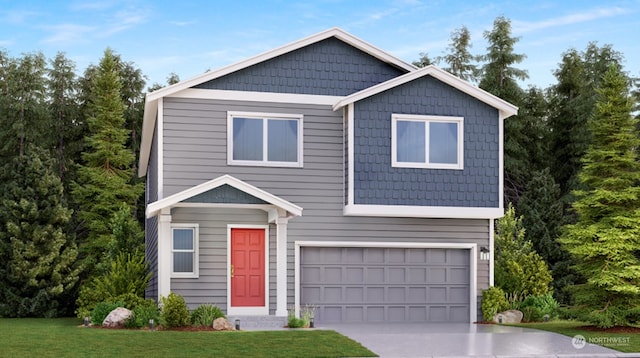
(353, 75, 500, 207)
(162, 97, 490, 311)
(145, 128, 159, 300)
(195, 37, 406, 96)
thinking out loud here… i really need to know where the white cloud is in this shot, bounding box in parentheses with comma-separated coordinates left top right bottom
(41, 23, 95, 45)
(0, 39, 13, 47)
(513, 7, 630, 33)
(3, 9, 40, 25)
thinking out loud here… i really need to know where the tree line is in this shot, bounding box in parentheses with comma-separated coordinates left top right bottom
(1, 17, 639, 321)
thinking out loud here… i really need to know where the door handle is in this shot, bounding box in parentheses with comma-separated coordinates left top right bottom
(231, 264, 234, 278)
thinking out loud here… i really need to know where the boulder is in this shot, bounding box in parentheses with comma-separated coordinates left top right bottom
(103, 307, 133, 328)
(213, 317, 236, 331)
(493, 309, 523, 324)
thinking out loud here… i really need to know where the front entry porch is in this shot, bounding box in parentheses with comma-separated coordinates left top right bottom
(146, 175, 302, 317)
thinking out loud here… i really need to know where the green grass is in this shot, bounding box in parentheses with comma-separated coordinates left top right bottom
(0, 318, 376, 357)
(508, 320, 640, 353)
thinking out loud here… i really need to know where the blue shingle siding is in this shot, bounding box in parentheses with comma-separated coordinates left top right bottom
(353, 75, 500, 207)
(183, 184, 269, 204)
(194, 37, 407, 96)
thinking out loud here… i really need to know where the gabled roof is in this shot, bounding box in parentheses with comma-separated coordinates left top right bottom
(146, 175, 303, 218)
(333, 65, 519, 120)
(138, 28, 417, 176)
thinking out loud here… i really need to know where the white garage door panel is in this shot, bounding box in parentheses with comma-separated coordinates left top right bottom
(300, 247, 470, 323)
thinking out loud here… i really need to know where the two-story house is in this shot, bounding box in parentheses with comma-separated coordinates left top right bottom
(139, 28, 517, 324)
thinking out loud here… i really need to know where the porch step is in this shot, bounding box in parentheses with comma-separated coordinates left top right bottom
(226, 315, 287, 330)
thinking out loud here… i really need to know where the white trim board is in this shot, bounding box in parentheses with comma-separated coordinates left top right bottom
(227, 225, 270, 316)
(146, 174, 303, 218)
(170, 88, 343, 106)
(294, 241, 478, 323)
(344, 204, 504, 220)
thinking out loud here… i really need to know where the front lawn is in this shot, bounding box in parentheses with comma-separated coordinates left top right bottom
(0, 318, 376, 357)
(508, 320, 640, 353)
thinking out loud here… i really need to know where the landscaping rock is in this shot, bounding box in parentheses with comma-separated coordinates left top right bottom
(103, 307, 133, 328)
(493, 309, 523, 324)
(212, 317, 236, 331)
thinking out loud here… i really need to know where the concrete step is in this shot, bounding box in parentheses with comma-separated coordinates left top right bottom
(226, 315, 287, 330)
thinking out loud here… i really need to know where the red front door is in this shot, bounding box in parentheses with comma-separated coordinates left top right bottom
(231, 228, 265, 307)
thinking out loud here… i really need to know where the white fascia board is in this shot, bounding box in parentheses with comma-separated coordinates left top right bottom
(146, 174, 303, 218)
(332, 65, 518, 119)
(169, 88, 343, 106)
(138, 98, 158, 177)
(344, 204, 504, 220)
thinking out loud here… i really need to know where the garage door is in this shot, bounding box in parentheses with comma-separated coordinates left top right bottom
(300, 247, 470, 323)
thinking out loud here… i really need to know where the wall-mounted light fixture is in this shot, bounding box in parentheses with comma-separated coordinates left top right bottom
(480, 246, 490, 261)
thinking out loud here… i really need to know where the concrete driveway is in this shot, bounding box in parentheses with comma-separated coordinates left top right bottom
(322, 322, 632, 358)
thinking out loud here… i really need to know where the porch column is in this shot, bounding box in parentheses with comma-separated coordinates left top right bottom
(275, 217, 289, 317)
(158, 210, 172, 300)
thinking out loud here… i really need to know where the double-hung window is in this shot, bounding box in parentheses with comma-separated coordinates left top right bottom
(228, 112, 303, 167)
(391, 114, 464, 169)
(171, 224, 199, 278)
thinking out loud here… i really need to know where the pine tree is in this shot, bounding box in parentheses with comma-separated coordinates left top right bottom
(412, 52, 435, 68)
(441, 26, 477, 82)
(560, 65, 640, 327)
(73, 49, 143, 275)
(518, 169, 576, 303)
(47, 52, 83, 190)
(0, 145, 79, 317)
(478, 16, 530, 205)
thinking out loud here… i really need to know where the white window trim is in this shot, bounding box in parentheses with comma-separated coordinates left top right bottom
(391, 114, 464, 170)
(171, 223, 199, 278)
(227, 111, 304, 168)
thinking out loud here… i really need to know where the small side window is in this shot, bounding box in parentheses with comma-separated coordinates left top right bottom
(171, 224, 199, 278)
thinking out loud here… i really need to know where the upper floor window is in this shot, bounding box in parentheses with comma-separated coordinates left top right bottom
(391, 114, 463, 170)
(172, 224, 199, 278)
(227, 111, 303, 167)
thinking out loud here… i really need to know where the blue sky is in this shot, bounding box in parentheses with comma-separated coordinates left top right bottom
(1, 0, 638, 90)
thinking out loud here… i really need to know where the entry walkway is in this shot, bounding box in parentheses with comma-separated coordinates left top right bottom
(322, 322, 634, 357)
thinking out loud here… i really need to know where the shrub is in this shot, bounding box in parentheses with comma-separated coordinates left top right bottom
(90, 301, 123, 325)
(125, 299, 160, 328)
(481, 286, 508, 322)
(160, 293, 190, 328)
(522, 306, 544, 322)
(520, 293, 559, 322)
(75, 252, 151, 318)
(494, 205, 553, 296)
(287, 307, 308, 328)
(191, 304, 225, 327)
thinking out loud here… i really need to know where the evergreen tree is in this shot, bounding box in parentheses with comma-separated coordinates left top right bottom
(0, 145, 79, 317)
(441, 26, 477, 82)
(73, 49, 143, 275)
(518, 169, 576, 303)
(0, 53, 49, 158)
(47, 52, 84, 193)
(412, 52, 435, 68)
(547, 44, 625, 203)
(478, 16, 530, 205)
(560, 65, 640, 327)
